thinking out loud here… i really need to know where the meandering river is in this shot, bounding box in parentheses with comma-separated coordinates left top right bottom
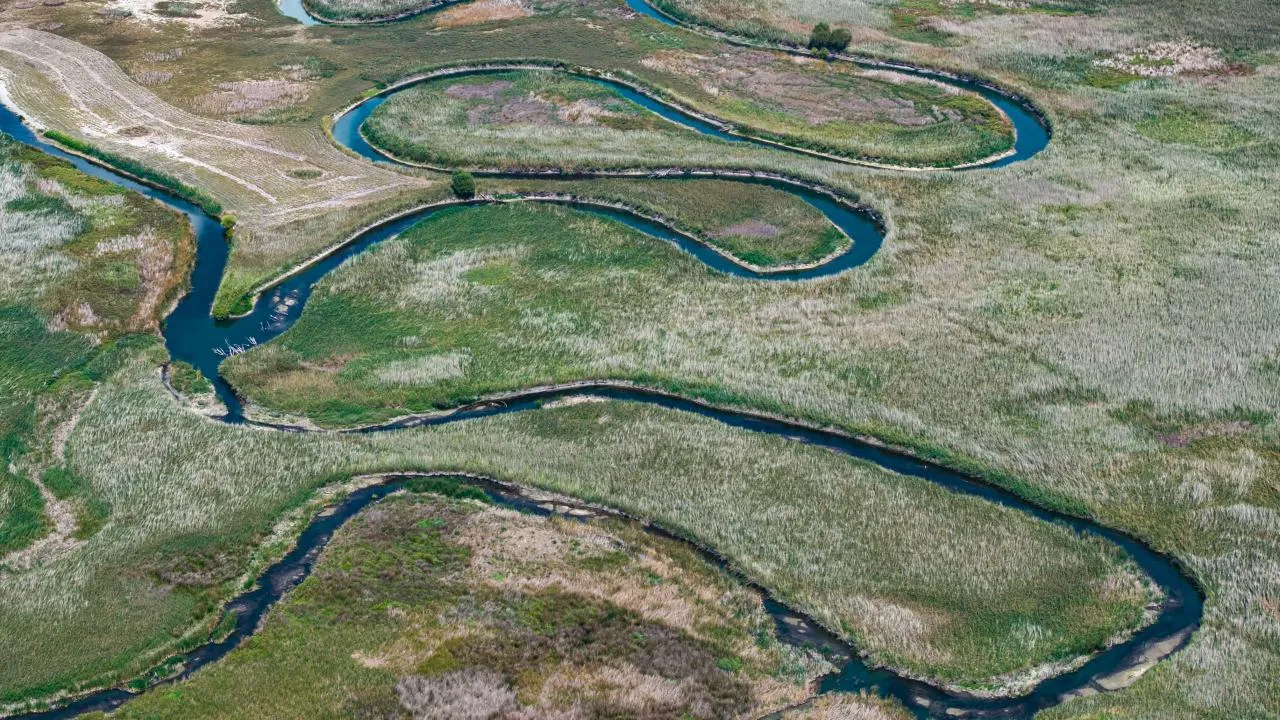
(0, 9, 1200, 718)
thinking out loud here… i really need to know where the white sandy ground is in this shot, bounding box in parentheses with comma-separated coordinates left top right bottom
(101, 0, 253, 29)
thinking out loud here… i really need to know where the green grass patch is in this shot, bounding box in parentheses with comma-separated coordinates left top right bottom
(168, 361, 214, 396)
(221, 203, 1153, 686)
(402, 475, 491, 503)
(1136, 104, 1255, 149)
(497, 176, 850, 267)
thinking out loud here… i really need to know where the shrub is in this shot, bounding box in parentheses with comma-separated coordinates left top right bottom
(403, 475, 490, 503)
(450, 170, 476, 200)
(808, 23, 851, 54)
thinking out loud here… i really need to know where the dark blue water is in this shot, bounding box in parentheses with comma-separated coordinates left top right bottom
(0, 42, 1196, 720)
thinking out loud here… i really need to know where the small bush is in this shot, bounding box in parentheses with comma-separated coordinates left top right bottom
(153, 1, 200, 17)
(168, 361, 214, 396)
(808, 23, 851, 54)
(450, 170, 476, 200)
(403, 476, 490, 503)
(716, 656, 744, 673)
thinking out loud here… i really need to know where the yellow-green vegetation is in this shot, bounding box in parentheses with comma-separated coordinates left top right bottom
(85, 493, 828, 718)
(216, 5, 1280, 712)
(648, 0, 890, 46)
(0, 0, 1007, 315)
(222, 201, 863, 424)
(492, 177, 848, 266)
(217, 198, 1163, 684)
(0, 134, 191, 557)
(365, 66, 1011, 170)
(0, 357, 1148, 707)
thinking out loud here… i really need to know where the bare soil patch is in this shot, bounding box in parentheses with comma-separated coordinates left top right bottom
(641, 49, 948, 128)
(1157, 420, 1254, 448)
(432, 0, 530, 28)
(442, 79, 512, 101)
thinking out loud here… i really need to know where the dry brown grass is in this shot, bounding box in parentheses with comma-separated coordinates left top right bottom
(432, 0, 531, 28)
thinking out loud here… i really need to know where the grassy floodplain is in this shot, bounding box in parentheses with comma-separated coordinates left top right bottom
(364, 66, 1011, 170)
(79, 492, 828, 719)
(492, 177, 849, 267)
(644, 0, 1097, 48)
(0, 354, 1151, 708)
(0, 134, 191, 558)
(303, 0, 449, 22)
(223, 202, 1155, 689)
(0, 0, 1008, 315)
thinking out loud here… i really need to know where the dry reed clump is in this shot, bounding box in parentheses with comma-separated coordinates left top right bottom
(372, 352, 469, 386)
(432, 0, 531, 28)
(637, 49, 952, 127)
(303, 0, 444, 21)
(1094, 40, 1227, 77)
(654, 0, 887, 42)
(134, 71, 174, 87)
(0, 165, 79, 301)
(396, 670, 518, 720)
(448, 505, 822, 690)
(779, 691, 912, 720)
(101, 0, 250, 27)
(190, 80, 311, 118)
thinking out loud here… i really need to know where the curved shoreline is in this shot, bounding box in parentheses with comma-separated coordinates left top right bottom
(235, 381, 1201, 713)
(623, 0, 1054, 153)
(227, 179, 874, 320)
(340, 60, 1020, 172)
(280, 0, 1048, 173)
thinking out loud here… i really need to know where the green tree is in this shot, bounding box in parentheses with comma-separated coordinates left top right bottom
(808, 22, 831, 51)
(451, 170, 476, 199)
(808, 22, 851, 53)
(826, 27, 852, 52)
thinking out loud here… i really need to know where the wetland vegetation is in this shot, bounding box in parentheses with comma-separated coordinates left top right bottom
(364, 65, 1012, 170)
(80, 493, 828, 719)
(0, 0, 1276, 717)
